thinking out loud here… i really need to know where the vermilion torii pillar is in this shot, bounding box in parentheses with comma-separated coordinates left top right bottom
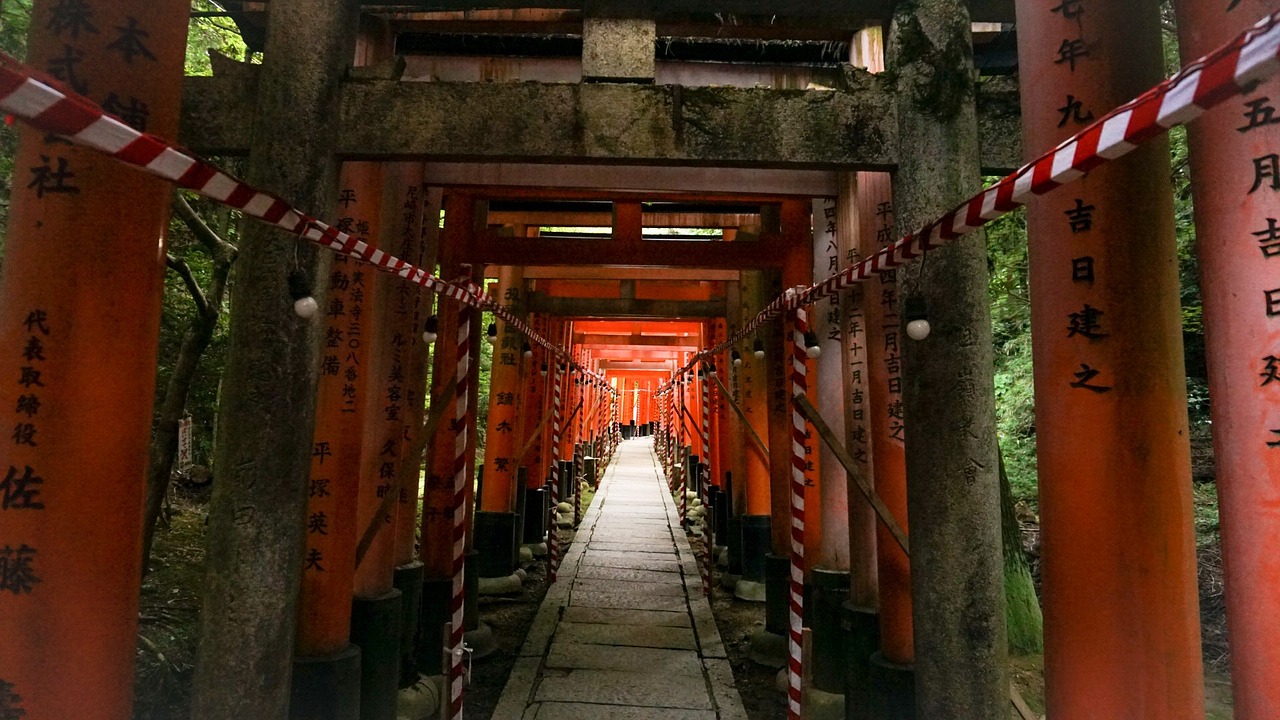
(0, 2, 188, 718)
(1176, 0, 1280, 715)
(735, 271, 772, 602)
(1016, 0, 1204, 717)
(477, 265, 526, 586)
(292, 162, 382, 719)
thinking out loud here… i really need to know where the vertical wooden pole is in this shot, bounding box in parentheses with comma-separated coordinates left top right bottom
(0, 1, 189, 718)
(297, 161, 380, 657)
(858, 170, 914, 666)
(740, 272, 773, 516)
(1015, 0, 1204, 717)
(1174, 2, 1280, 715)
(480, 266, 525, 512)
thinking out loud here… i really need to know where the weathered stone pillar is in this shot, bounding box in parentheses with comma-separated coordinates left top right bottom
(191, 1, 359, 718)
(887, 1, 1007, 717)
(1175, 2, 1280, 716)
(0, 2, 188, 718)
(1015, 0, 1205, 717)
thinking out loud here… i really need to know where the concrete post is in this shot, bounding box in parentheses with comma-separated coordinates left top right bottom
(887, 1, 1007, 717)
(191, 1, 360, 718)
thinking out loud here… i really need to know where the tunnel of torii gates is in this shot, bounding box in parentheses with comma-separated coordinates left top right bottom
(0, 0, 1278, 719)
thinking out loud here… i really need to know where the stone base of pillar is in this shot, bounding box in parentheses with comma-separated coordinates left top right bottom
(808, 687, 848, 720)
(721, 573, 742, 593)
(394, 562, 426, 688)
(351, 590, 404, 720)
(867, 652, 915, 720)
(464, 620, 498, 662)
(518, 545, 535, 564)
(842, 603, 881, 720)
(415, 578, 451, 676)
(474, 511, 519, 579)
(810, 568, 852, 695)
(397, 674, 443, 720)
(478, 571, 524, 596)
(523, 541, 548, 558)
(289, 644, 362, 720)
(748, 626, 788, 668)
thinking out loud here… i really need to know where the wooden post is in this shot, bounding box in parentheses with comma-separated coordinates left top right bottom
(0, 2, 189, 718)
(480, 266, 526, 512)
(1015, 0, 1204, 717)
(1174, 1, 1280, 716)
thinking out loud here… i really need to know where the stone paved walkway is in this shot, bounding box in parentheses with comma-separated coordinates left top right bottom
(492, 438, 748, 719)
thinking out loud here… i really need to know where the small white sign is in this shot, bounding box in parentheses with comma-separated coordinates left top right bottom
(177, 416, 194, 473)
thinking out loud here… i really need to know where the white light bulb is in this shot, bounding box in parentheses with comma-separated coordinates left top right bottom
(753, 350, 765, 360)
(733, 358, 743, 367)
(422, 331, 438, 343)
(906, 319, 931, 341)
(293, 296, 318, 319)
(805, 345, 822, 360)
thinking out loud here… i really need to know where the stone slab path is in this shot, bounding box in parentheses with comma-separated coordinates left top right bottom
(492, 438, 748, 719)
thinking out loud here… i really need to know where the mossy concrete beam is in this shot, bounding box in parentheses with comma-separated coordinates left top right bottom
(180, 66, 1021, 172)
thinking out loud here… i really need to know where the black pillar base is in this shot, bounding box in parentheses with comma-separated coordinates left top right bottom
(464, 549, 480, 631)
(522, 487, 548, 543)
(415, 577, 451, 676)
(394, 561, 425, 688)
(289, 644, 361, 720)
(843, 603, 882, 720)
(734, 514, 770, 601)
(513, 468, 528, 568)
(764, 553, 790, 636)
(726, 513, 744, 575)
(474, 511, 518, 579)
(868, 652, 915, 720)
(810, 568, 852, 694)
(350, 590, 403, 720)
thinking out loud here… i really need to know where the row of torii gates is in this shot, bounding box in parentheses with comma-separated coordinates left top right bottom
(0, 0, 1278, 719)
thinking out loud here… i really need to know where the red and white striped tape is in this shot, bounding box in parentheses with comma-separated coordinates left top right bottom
(653, 8, 1280, 391)
(786, 307, 809, 720)
(0, 52, 621, 392)
(548, 362, 563, 583)
(448, 312, 471, 720)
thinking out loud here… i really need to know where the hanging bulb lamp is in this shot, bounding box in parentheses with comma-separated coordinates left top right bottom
(288, 269, 317, 319)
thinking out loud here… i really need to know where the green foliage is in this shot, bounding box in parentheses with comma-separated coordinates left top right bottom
(185, 1, 250, 75)
(0, 0, 32, 260)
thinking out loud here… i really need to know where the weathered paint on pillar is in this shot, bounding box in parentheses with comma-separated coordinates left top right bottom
(481, 266, 526, 512)
(1175, 3, 1280, 716)
(297, 162, 381, 653)
(812, 196, 853, 575)
(855, 170, 913, 663)
(0, 1, 189, 717)
(346, 164, 400, 598)
(396, 181, 438, 565)
(739, 272, 772, 516)
(1015, 1, 1205, 717)
(888, 1, 1007, 716)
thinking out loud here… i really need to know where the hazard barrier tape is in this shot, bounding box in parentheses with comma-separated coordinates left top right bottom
(0, 52, 618, 396)
(652, 8, 1280, 393)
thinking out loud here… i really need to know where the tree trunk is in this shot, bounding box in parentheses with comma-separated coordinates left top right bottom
(999, 449, 1043, 654)
(140, 313, 218, 573)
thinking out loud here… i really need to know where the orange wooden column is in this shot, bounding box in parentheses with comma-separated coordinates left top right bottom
(0, 3, 188, 718)
(1016, 1, 1204, 717)
(297, 162, 381, 657)
(811, 196, 852, 576)
(1175, 1, 1280, 715)
(739, 272, 772, 517)
(857, 170, 913, 665)
(480, 266, 525, 512)
(396, 182, 439, 567)
(519, 314, 550, 489)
